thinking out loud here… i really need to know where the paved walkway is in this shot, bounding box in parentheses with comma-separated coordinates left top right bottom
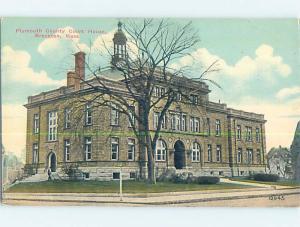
(219, 178, 290, 189)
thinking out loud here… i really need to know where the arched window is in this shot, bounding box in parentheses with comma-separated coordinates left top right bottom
(156, 139, 167, 161)
(191, 142, 200, 162)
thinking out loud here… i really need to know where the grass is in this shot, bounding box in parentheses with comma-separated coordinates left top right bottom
(230, 178, 300, 187)
(5, 180, 252, 194)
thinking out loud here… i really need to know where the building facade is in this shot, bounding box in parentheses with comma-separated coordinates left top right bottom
(24, 24, 267, 180)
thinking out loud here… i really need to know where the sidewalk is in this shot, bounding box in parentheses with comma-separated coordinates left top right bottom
(3, 187, 300, 206)
(220, 178, 291, 189)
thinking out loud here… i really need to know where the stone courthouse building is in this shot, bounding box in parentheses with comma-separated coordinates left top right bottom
(24, 23, 267, 180)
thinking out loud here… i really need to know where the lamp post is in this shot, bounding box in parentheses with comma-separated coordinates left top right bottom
(119, 167, 123, 201)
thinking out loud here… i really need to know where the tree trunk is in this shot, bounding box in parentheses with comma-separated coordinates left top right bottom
(146, 140, 156, 184)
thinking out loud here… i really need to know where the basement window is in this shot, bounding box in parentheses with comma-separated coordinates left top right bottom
(84, 172, 90, 179)
(130, 172, 136, 179)
(113, 172, 120, 180)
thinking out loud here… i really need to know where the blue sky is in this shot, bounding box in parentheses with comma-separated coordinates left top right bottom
(1, 18, 300, 157)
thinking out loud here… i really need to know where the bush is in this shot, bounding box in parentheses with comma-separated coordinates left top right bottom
(197, 176, 220, 184)
(157, 169, 176, 182)
(253, 173, 279, 182)
(172, 173, 188, 184)
(61, 164, 84, 180)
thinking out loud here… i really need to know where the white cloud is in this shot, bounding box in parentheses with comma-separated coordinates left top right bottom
(38, 26, 89, 56)
(276, 86, 300, 100)
(2, 104, 27, 157)
(230, 96, 300, 152)
(91, 30, 115, 54)
(2, 45, 66, 86)
(173, 44, 292, 80)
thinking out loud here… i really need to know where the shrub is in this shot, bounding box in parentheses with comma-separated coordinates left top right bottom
(186, 176, 198, 184)
(171, 173, 187, 184)
(157, 169, 176, 182)
(197, 176, 220, 184)
(61, 164, 84, 180)
(253, 173, 279, 182)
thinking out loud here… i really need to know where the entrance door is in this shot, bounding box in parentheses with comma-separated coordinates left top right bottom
(174, 140, 185, 169)
(48, 152, 57, 172)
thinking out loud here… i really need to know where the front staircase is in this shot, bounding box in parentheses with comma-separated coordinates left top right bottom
(21, 171, 64, 183)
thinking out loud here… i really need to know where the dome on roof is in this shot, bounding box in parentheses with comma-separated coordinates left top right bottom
(113, 21, 127, 44)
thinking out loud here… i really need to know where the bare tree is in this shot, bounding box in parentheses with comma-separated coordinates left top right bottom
(74, 19, 219, 184)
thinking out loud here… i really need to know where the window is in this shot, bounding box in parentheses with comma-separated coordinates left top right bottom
(33, 114, 39, 134)
(84, 172, 90, 179)
(257, 149, 261, 164)
(190, 117, 200, 132)
(64, 139, 70, 162)
(154, 112, 166, 129)
(246, 127, 252, 141)
(111, 105, 119, 126)
(237, 125, 241, 140)
(170, 113, 184, 131)
(32, 143, 38, 164)
(247, 149, 253, 164)
(195, 118, 200, 132)
(64, 108, 71, 129)
(128, 139, 135, 161)
(176, 93, 182, 101)
(176, 115, 180, 130)
(154, 112, 159, 129)
(191, 142, 200, 162)
(155, 86, 160, 97)
(215, 119, 221, 136)
(207, 144, 212, 162)
(207, 118, 210, 136)
(85, 103, 92, 125)
(181, 115, 187, 131)
(128, 106, 135, 127)
(216, 145, 222, 162)
(84, 137, 92, 161)
(111, 137, 119, 160)
(161, 87, 165, 96)
(161, 113, 166, 129)
(155, 139, 167, 161)
(170, 114, 176, 130)
(237, 148, 242, 163)
(48, 111, 58, 141)
(130, 172, 136, 179)
(113, 172, 120, 180)
(190, 94, 198, 104)
(256, 128, 260, 142)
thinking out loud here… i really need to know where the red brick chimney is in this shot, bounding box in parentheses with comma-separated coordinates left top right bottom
(67, 51, 85, 91)
(75, 51, 85, 81)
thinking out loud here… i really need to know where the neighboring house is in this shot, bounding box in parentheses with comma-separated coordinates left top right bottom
(3, 151, 24, 185)
(23, 23, 267, 181)
(291, 121, 300, 181)
(267, 146, 292, 179)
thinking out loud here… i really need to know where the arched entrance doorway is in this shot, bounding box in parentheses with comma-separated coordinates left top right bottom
(48, 152, 57, 172)
(174, 140, 185, 169)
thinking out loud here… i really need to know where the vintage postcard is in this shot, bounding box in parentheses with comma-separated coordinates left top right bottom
(1, 18, 299, 207)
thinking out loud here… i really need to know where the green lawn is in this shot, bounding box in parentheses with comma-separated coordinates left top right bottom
(230, 178, 300, 187)
(5, 180, 252, 194)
